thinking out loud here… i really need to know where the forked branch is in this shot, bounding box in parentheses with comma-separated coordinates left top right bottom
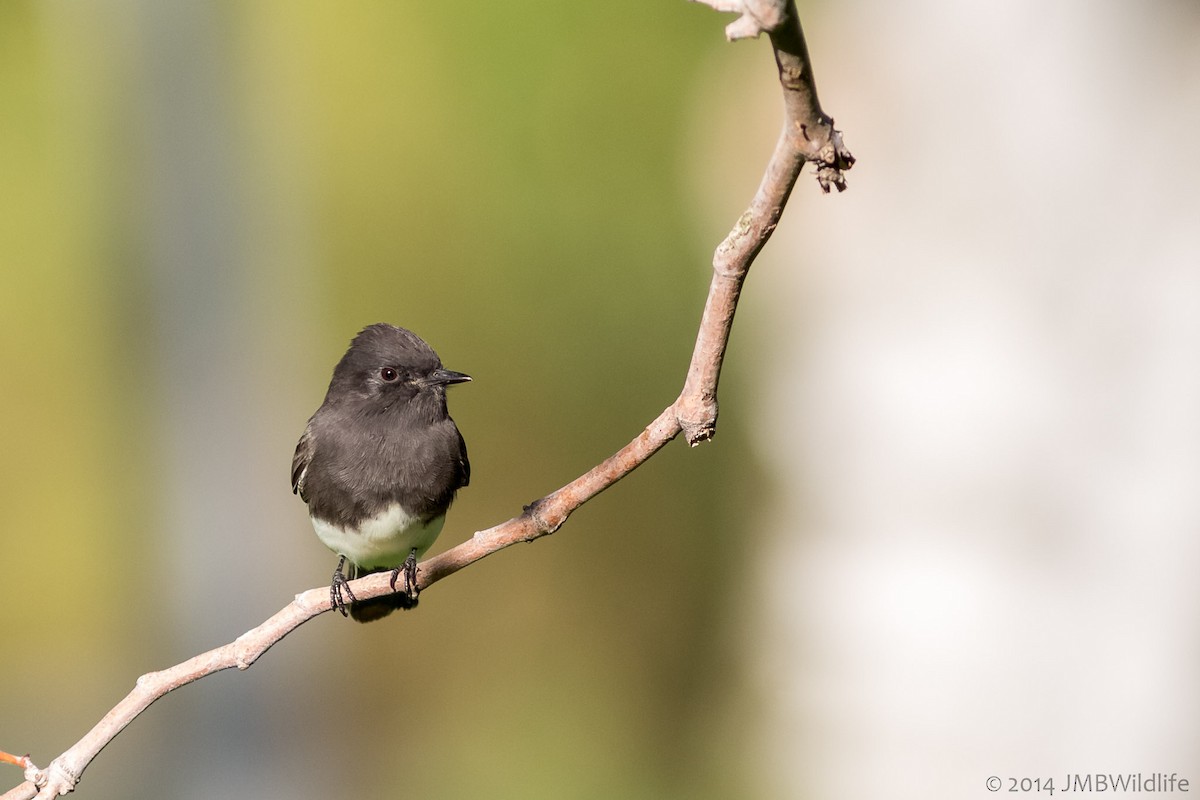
(3, 2, 851, 798)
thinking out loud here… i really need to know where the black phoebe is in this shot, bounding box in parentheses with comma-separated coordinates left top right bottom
(291, 323, 471, 622)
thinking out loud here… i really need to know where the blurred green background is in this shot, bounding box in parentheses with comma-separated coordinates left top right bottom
(0, 2, 775, 798)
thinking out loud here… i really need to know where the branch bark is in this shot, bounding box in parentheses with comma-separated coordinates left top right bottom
(3, 2, 852, 798)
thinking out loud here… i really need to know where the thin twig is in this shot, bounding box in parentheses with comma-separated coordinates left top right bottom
(2, 3, 851, 798)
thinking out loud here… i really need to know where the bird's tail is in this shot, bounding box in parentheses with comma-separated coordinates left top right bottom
(348, 566, 417, 622)
(349, 591, 409, 622)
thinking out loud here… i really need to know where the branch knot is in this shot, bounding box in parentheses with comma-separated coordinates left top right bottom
(813, 125, 855, 193)
(522, 499, 561, 537)
(676, 394, 719, 446)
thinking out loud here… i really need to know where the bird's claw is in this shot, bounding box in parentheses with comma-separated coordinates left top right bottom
(388, 549, 420, 610)
(330, 554, 357, 617)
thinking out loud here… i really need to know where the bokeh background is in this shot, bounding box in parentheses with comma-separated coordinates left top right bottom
(2, 1, 1198, 799)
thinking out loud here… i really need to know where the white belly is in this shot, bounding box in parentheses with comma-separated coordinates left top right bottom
(311, 504, 446, 569)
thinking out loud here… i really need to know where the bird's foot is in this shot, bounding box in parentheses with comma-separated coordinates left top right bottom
(388, 549, 421, 610)
(330, 555, 357, 617)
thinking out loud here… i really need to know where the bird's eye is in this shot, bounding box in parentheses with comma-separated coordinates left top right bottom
(380, 367, 399, 382)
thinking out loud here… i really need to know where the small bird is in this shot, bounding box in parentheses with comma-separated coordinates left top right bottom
(291, 323, 471, 622)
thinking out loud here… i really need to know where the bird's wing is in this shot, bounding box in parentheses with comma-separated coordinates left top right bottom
(291, 424, 315, 500)
(457, 427, 471, 488)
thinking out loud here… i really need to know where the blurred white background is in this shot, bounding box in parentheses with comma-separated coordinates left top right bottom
(690, 0, 1200, 796)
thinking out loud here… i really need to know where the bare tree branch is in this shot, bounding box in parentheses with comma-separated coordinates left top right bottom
(3, 2, 852, 798)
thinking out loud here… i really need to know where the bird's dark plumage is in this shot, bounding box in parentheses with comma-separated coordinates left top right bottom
(292, 323, 470, 622)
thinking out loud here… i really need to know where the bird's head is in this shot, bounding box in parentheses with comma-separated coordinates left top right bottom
(328, 323, 471, 414)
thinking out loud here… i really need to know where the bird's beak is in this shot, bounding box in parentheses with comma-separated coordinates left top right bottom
(426, 368, 472, 387)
